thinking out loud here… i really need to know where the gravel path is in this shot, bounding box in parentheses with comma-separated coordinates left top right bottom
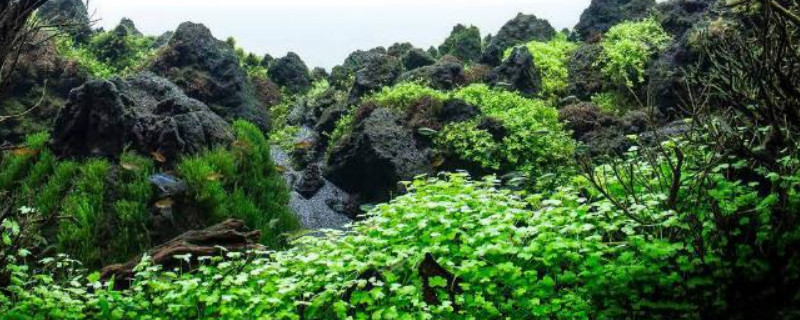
(271, 145, 352, 231)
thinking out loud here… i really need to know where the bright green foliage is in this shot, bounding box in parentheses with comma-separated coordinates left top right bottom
(369, 82, 449, 111)
(106, 152, 156, 263)
(0, 133, 49, 191)
(57, 159, 111, 265)
(267, 101, 298, 151)
(57, 29, 156, 78)
(7, 145, 795, 319)
(504, 34, 579, 99)
(180, 121, 299, 248)
(326, 108, 356, 155)
(437, 84, 575, 175)
(598, 18, 672, 88)
(87, 30, 155, 73)
(590, 91, 631, 114)
(0, 123, 297, 267)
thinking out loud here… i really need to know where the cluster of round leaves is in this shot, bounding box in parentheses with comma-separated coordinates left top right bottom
(437, 84, 575, 176)
(3, 135, 799, 318)
(597, 18, 672, 88)
(503, 34, 579, 100)
(0, 170, 691, 319)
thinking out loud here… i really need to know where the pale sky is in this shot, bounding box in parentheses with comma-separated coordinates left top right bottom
(88, 0, 594, 69)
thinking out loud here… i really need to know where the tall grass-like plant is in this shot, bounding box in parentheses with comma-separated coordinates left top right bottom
(57, 159, 111, 265)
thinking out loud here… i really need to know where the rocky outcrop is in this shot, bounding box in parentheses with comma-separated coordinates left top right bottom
(566, 44, 605, 100)
(148, 22, 270, 131)
(349, 52, 403, 100)
(38, 0, 92, 42)
(490, 46, 542, 97)
(400, 56, 466, 91)
(101, 219, 261, 290)
(490, 13, 557, 52)
(648, 0, 716, 117)
(251, 75, 283, 108)
(401, 48, 436, 71)
(388, 42, 414, 58)
(52, 72, 234, 162)
(655, 0, 715, 37)
(438, 99, 481, 124)
(574, 0, 656, 41)
(325, 108, 431, 203)
(438, 24, 482, 63)
(268, 52, 313, 94)
(116, 18, 143, 37)
(0, 36, 89, 144)
(295, 164, 325, 199)
(647, 33, 703, 117)
(312, 67, 329, 82)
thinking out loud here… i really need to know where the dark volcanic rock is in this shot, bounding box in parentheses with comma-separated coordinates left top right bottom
(260, 54, 275, 68)
(0, 36, 89, 144)
(655, 0, 715, 37)
(312, 67, 329, 82)
(574, 0, 656, 41)
(559, 102, 604, 139)
(401, 48, 436, 71)
(490, 46, 542, 97)
(566, 43, 606, 100)
(349, 52, 403, 99)
(479, 43, 504, 67)
(38, 0, 92, 42)
(148, 22, 270, 131)
(295, 164, 325, 199)
(489, 13, 557, 51)
(52, 72, 234, 161)
(438, 99, 481, 123)
(438, 24, 482, 63)
(648, 32, 705, 117)
(325, 108, 431, 203)
(152, 31, 174, 49)
(315, 104, 349, 135)
(477, 117, 509, 141)
(388, 42, 414, 58)
(268, 52, 313, 94)
(648, 0, 716, 117)
(400, 57, 466, 91)
(116, 18, 143, 37)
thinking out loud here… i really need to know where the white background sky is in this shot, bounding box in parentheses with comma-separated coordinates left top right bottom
(88, 0, 593, 69)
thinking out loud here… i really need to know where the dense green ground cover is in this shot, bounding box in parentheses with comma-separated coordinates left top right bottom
(0, 121, 297, 268)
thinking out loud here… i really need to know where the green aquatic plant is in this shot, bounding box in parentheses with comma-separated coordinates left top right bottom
(504, 34, 579, 99)
(598, 18, 672, 88)
(438, 84, 575, 176)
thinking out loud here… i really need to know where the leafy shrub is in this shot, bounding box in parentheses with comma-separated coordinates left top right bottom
(504, 34, 579, 99)
(437, 84, 575, 176)
(598, 18, 672, 88)
(179, 121, 299, 248)
(57, 30, 156, 79)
